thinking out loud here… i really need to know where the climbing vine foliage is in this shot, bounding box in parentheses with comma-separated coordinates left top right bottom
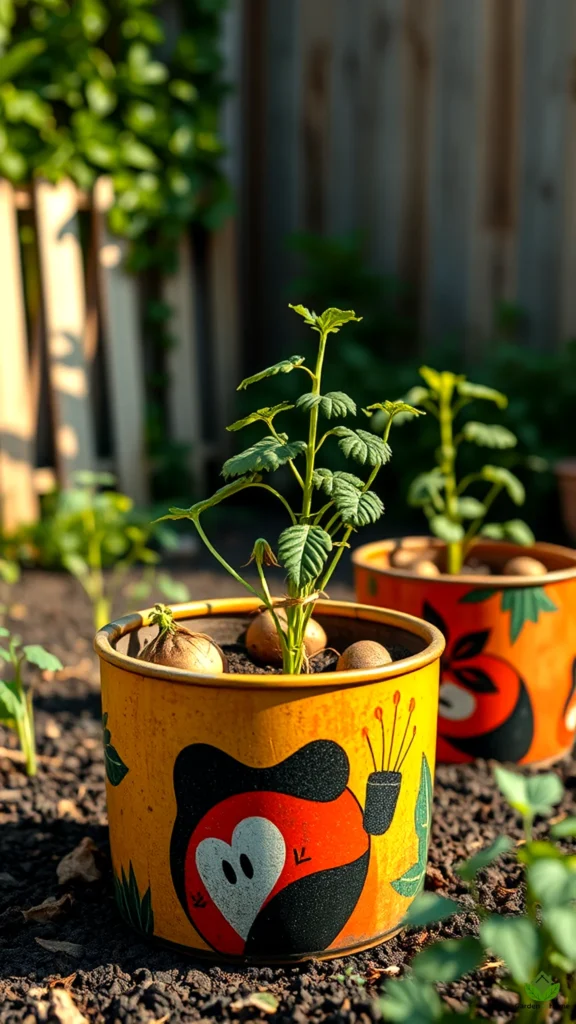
(159, 304, 425, 674)
(0, 0, 231, 268)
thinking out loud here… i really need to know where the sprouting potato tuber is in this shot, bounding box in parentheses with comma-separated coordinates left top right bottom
(411, 559, 441, 578)
(138, 604, 227, 673)
(337, 640, 393, 671)
(245, 608, 327, 667)
(502, 555, 547, 577)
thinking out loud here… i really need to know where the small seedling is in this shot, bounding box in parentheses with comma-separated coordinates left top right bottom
(380, 766, 575, 1023)
(41, 471, 188, 630)
(0, 627, 62, 776)
(406, 368, 534, 574)
(159, 305, 424, 674)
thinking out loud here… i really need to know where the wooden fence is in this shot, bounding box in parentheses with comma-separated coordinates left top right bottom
(0, 178, 239, 531)
(236, 0, 576, 358)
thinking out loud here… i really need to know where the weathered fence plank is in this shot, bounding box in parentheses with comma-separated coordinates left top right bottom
(0, 181, 38, 530)
(35, 179, 96, 485)
(164, 236, 205, 493)
(93, 178, 148, 504)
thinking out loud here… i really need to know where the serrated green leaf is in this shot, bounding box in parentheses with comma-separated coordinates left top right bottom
(226, 402, 294, 431)
(277, 525, 332, 588)
(481, 465, 525, 505)
(462, 421, 517, 449)
(316, 307, 362, 333)
(457, 835, 513, 881)
(23, 646, 63, 672)
(364, 400, 425, 420)
(402, 892, 461, 928)
(158, 476, 261, 521)
(237, 356, 305, 390)
(456, 380, 508, 408)
(430, 515, 465, 543)
(288, 303, 317, 326)
(222, 436, 307, 479)
(456, 496, 486, 519)
(332, 477, 384, 528)
(333, 427, 391, 467)
(296, 391, 357, 418)
(480, 916, 542, 984)
(312, 469, 363, 497)
(412, 937, 483, 984)
(418, 366, 443, 393)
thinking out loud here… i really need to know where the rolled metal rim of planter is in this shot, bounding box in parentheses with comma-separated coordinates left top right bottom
(351, 536, 576, 587)
(94, 596, 445, 689)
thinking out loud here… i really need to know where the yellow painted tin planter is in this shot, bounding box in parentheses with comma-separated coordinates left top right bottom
(95, 597, 444, 963)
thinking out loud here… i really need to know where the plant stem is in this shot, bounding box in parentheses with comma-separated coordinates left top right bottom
(439, 385, 461, 573)
(193, 519, 263, 603)
(14, 658, 36, 776)
(462, 483, 502, 557)
(302, 330, 328, 519)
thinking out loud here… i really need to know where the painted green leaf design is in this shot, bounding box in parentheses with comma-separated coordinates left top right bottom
(114, 861, 154, 935)
(237, 355, 305, 390)
(222, 435, 307, 479)
(460, 586, 557, 643)
(278, 525, 332, 588)
(501, 587, 558, 644)
(102, 713, 129, 786)
(391, 753, 432, 898)
(525, 980, 560, 1003)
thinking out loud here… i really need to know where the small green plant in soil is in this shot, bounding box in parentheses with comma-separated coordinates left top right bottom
(406, 368, 534, 574)
(159, 304, 424, 674)
(0, 628, 62, 776)
(381, 766, 575, 1023)
(20, 471, 188, 631)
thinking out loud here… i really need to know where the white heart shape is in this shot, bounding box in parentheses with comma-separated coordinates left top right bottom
(195, 816, 286, 940)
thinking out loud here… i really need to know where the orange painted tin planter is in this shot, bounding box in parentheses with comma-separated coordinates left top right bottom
(353, 538, 576, 766)
(95, 597, 444, 963)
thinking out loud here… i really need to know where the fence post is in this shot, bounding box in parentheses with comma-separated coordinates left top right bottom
(35, 179, 96, 485)
(0, 181, 39, 530)
(93, 177, 148, 504)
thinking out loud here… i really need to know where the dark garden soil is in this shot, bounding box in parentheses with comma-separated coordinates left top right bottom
(1, 568, 575, 1023)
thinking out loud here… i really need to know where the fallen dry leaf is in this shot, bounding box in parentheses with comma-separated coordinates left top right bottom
(549, 812, 567, 826)
(479, 960, 505, 971)
(0, 745, 60, 766)
(48, 973, 77, 990)
(149, 1015, 170, 1024)
(247, 992, 279, 1014)
(45, 719, 61, 740)
(57, 837, 101, 884)
(57, 799, 83, 821)
(35, 938, 84, 958)
(341, 998, 351, 1012)
(365, 964, 400, 981)
(49, 988, 88, 1024)
(23, 893, 73, 922)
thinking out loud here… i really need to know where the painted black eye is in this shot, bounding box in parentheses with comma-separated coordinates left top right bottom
(240, 853, 254, 879)
(222, 860, 237, 884)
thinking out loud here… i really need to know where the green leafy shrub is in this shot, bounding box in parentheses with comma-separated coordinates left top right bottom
(0, 627, 62, 775)
(380, 766, 575, 1022)
(3, 472, 189, 630)
(159, 304, 425, 673)
(405, 368, 534, 573)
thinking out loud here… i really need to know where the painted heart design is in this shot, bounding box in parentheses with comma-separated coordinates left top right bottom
(195, 816, 286, 939)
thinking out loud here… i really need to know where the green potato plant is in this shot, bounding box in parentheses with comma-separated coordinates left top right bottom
(0, 627, 62, 776)
(406, 368, 534, 574)
(159, 304, 424, 674)
(380, 766, 575, 1024)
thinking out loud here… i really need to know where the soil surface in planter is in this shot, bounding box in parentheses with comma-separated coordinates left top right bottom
(1, 568, 575, 1023)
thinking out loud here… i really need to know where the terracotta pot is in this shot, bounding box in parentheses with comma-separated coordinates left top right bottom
(556, 459, 576, 542)
(353, 538, 576, 766)
(95, 597, 443, 963)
